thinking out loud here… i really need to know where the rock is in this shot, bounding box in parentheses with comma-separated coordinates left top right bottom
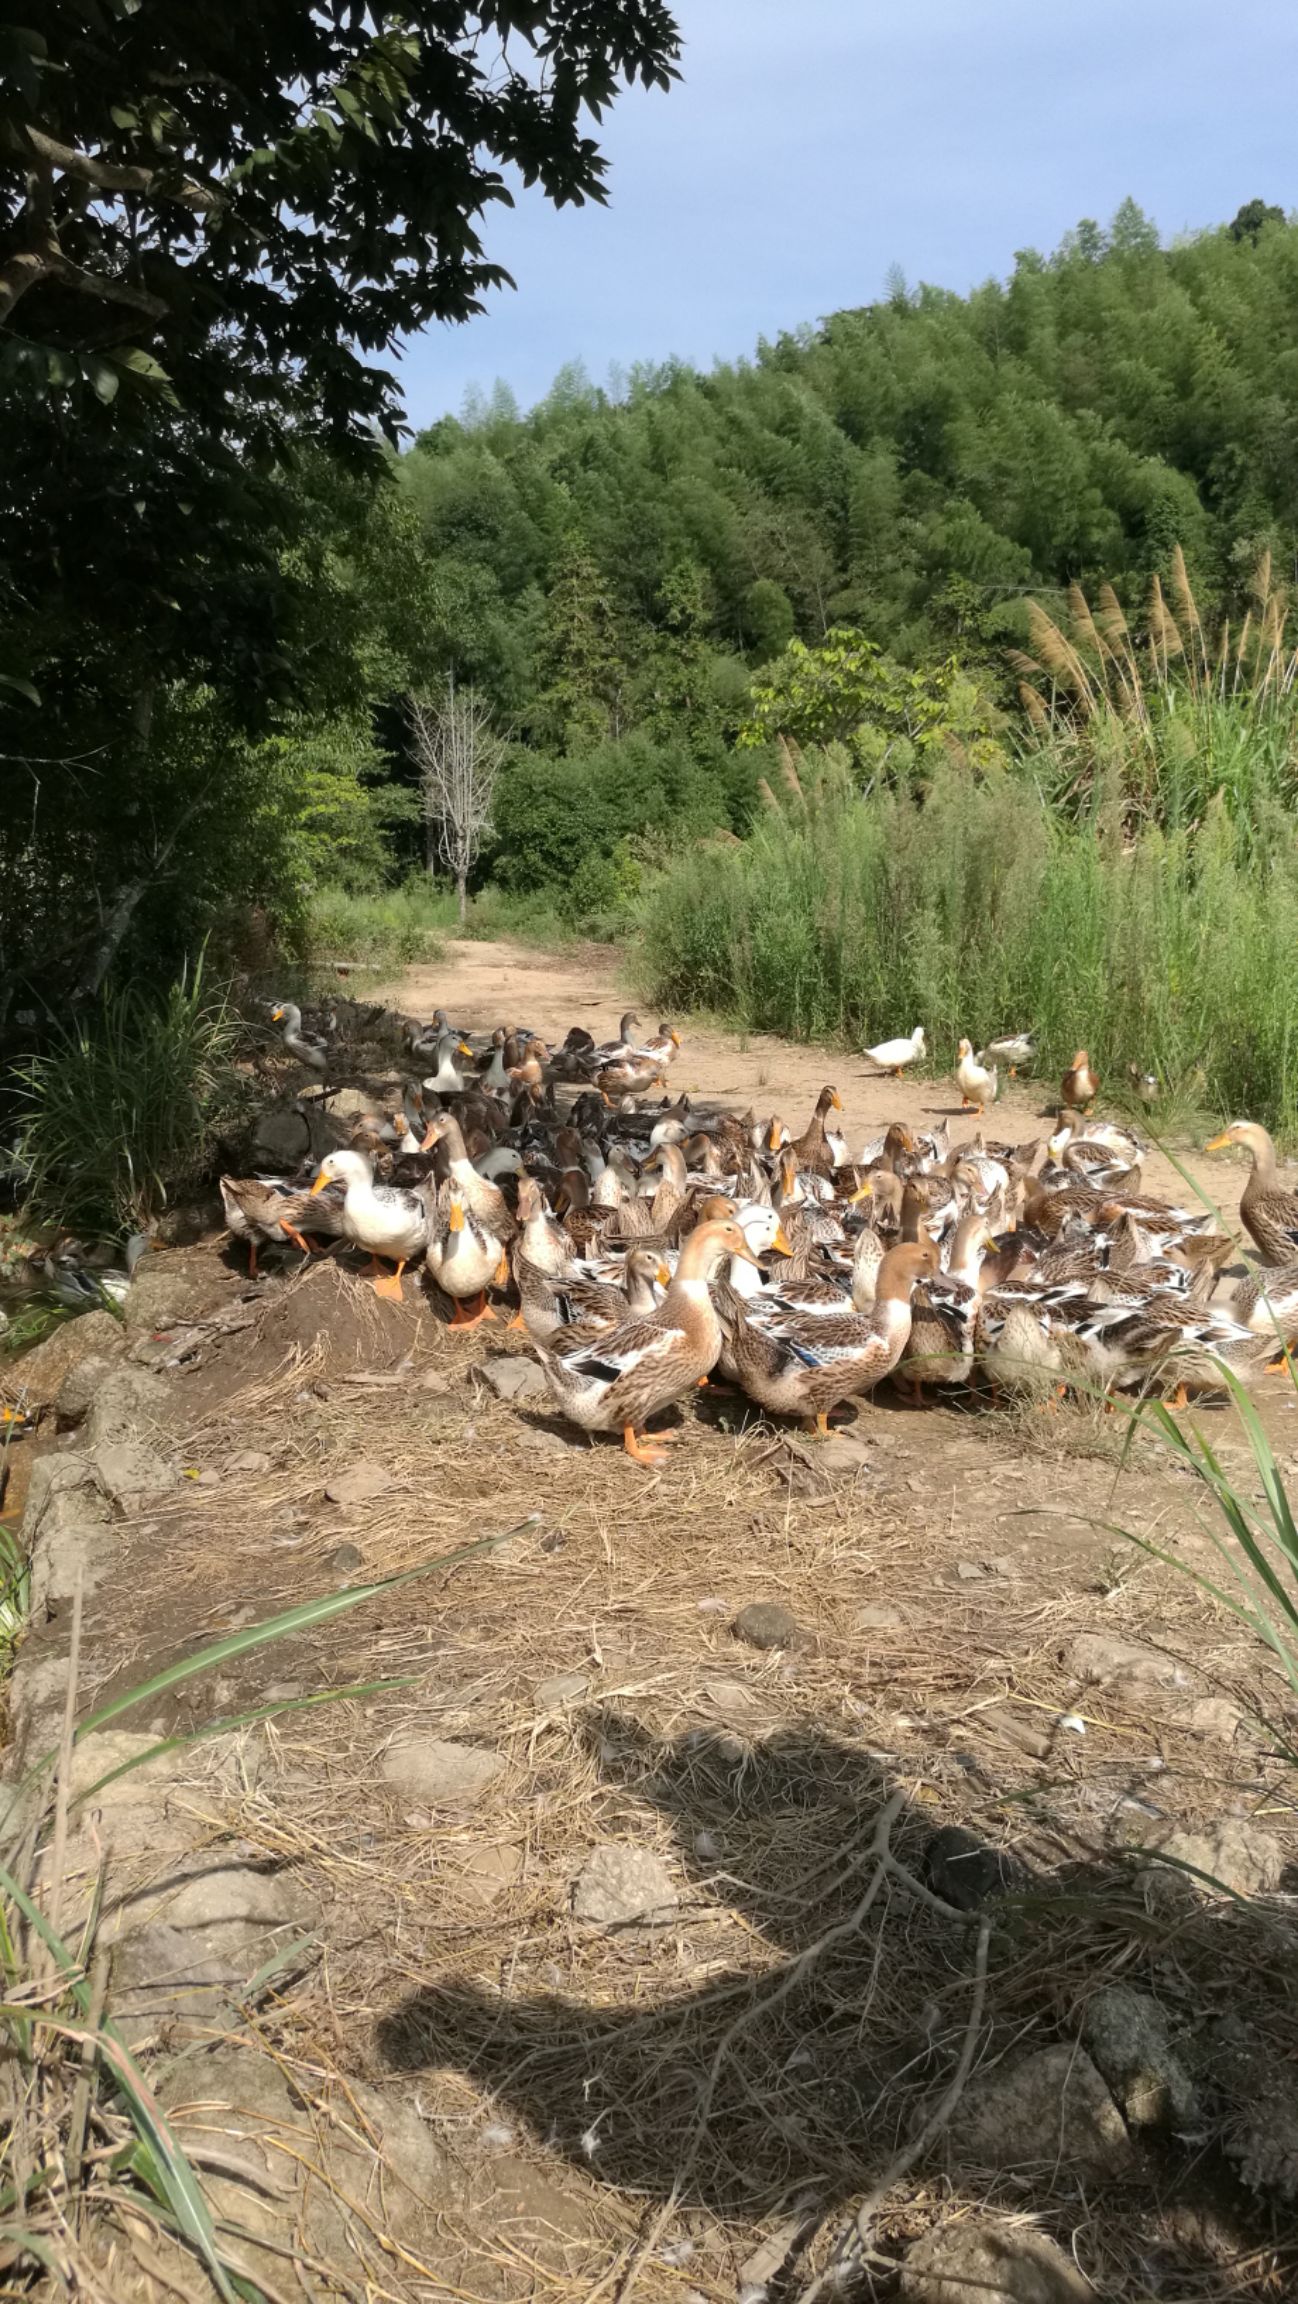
(900, 2216, 1091, 2302)
(380, 1736, 504, 1809)
(251, 1102, 313, 1168)
(327, 1540, 364, 1573)
(1068, 1632, 1190, 1691)
(85, 1364, 171, 1448)
(950, 2046, 1132, 2176)
(54, 1350, 121, 1428)
(1082, 1987, 1196, 2130)
(703, 1678, 761, 1716)
(4, 1309, 122, 1411)
(110, 1857, 307, 2034)
(122, 1258, 233, 1339)
(325, 1458, 394, 1506)
(572, 1843, 678, 1927)
(23, 1455, 116, 1613)
(857, 1602, 904, 1631)
(1138, 1816, 1284, 1898)
(227, 1447, 272, 1474)
(160, 2046, 457, 2289)
(733, 1600, 800, 1650)
(1187, 1696, 1246, 1743)
(92, 1439, 177, 1503)
(476, 1355, 548, 1403)
(534, 1670, 589, 1708)
(924, 1825, 1023, 1912)
(459, 1842, 524, 1903)
(1195, 2013, 1298, 2201)
(806, 1429, 873, 1481)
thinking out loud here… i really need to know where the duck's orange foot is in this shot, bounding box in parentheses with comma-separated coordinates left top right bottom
(373, 1260, 406, 1302)
(449, 1293, 496, 1329)
(623, 1424, 669, 1468)
(507, 1309, 527, 1333)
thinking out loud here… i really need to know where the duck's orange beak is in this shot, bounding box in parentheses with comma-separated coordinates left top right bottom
(1204, 1131, 1232, 1152)
(309, 1170, 330, 1197)
(447, 1200, 465, 1232)
(848, 1178, 873, 1204)
(771, 1224, 793, 1255)
(830, 1090, 842, 1110)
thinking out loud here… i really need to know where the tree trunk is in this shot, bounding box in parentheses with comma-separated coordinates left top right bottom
(457, 869, 467, 923)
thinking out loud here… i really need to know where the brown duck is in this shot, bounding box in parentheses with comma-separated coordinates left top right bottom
(1206, 1121, 1298, 1264)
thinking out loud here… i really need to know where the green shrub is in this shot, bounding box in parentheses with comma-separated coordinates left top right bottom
(484, 730, 758, 896)
(304, 879, 450, 971)
(15, 964, 243, 1239)
(636, 749, 1298, 1133)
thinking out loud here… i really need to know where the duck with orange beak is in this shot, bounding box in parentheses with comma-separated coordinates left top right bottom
(531, 1217, 760, 1467)
(425, 1184, 510, 1328)
(308, 1148, 429, 1300)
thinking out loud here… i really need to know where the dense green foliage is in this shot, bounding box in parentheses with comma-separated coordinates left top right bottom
(397, 201, 1298, 721)
(637, 752, 1298, 1131)
(0, 2, 682, 1019)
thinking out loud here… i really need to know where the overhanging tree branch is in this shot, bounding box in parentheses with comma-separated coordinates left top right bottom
(24, 125, 223, 214)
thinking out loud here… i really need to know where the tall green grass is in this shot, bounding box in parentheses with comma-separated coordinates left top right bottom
(305, 878, 451, 970)
(15, 963, 243, 1239)
(636, 753, 1298, 1133)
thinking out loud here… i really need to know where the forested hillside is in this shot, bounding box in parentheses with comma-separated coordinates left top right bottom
(399, 197, 1298, 728)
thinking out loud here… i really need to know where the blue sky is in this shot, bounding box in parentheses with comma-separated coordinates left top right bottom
(398, 0, 1298, 431)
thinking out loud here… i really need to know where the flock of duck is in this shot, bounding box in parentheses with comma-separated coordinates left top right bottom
(214, 1003, 1298, 1467)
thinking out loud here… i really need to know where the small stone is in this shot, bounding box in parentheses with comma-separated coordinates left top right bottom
(924, 1826, 1023, 1911)
(328, 1541, 363, 1573)
(956, 1560, 988, 1581)
(534, 1671, 589, 1708)
(529, 1429, 571, 1458)
(325, 1459, 393, 1506)
(950, 2045, 1132, 2175)
(703, 1678, 761, 1714)
(733, 1601, 799, 1650)
(380, 1736, 504, 1809)
(459, 1843, 524, 1903)
(693, 1830, 720, 1862)
(262, 1682, 303, 1703)
(1068, 1633, 1189, 1690)
(228, 1448, 272, 1475)
(1187, 1696, 1246, 1743)
(1082, 1986, 1196, 2130)
(573, 1844, 678, 1927)
(696, 1596, 729, 1614)
(816, 1431, 872, 1478)
(476, 1356, 548, 1403)
(418, 1371, 451, 1393)
(900, 2215, 1091, 2302)
(857, 1602, 903, 1631)
(196, 1467, 221, 1487)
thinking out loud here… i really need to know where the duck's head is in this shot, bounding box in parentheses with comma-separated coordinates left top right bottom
(311, 1148, 368, 1193)
(1206, 1120, 1273, 1158)
(818, 1085, 843, 1113)
(957, 1037, 972, 1060)
(677, 1217, 761, 1281)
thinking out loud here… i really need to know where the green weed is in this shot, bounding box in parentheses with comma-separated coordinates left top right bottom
(14, 961, 243, 1240)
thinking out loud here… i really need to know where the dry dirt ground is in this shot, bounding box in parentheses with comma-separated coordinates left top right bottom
(12, 936, 1298, 2301)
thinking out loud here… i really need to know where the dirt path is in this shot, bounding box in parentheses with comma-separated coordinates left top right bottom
(12, 935, 1298, 2300)
(375, 935, 1243, 1216)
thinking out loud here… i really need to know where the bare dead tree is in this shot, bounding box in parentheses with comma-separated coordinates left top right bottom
(406, 677, 505, 923)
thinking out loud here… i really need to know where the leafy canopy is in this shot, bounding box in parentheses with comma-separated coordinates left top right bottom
(1, 0, 681, 448)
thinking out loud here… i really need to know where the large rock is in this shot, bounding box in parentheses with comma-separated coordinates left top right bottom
(1082, 1987, 1196, 2131)
(111, 1859, 309, 2034)
(3, 1308, 122, 1411)
(476, 1356, 548, 1403)
(900, 2216, 1092, 2303)
(23, 1455, 117, 1612)
(251, 1102, 313, 1169)
(950, 2046, 1132, 2176)
(54, 1352, 119, 1426)
(159, 2045, 459, 2292)
(572, 1843, 678, 1927)
(380, 1736, 504, 1809)
(84, 1363, 170, 1449)
(1137, 1816, 1284, 1898)
(122, 1256, 234, 1339)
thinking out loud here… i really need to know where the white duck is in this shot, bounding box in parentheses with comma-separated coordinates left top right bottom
(864, 1026, 926, 1079)
(271, 1002, 329, 1074)
(956, 1039, 998, 1113)
(310, 1148, 429, 1299)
